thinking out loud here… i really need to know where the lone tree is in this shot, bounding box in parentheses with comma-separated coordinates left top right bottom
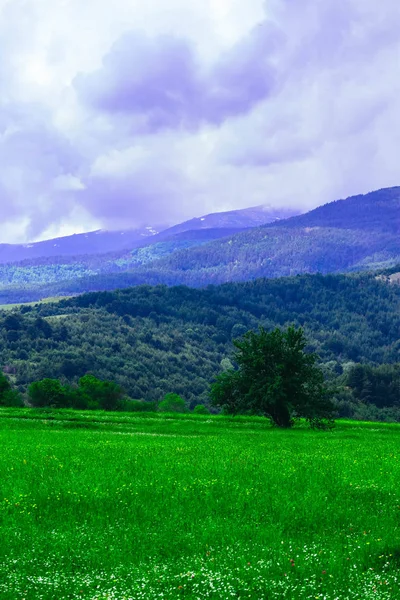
(210, 326, 335, 428)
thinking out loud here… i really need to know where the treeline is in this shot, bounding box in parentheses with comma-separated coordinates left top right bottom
(2, 361, 400, 423)
(2, 273, 400, 419)
(0, 372, 207, 414)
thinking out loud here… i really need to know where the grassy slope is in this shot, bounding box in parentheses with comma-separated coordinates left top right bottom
(0, 296, 71, 311)
(1, 409, 400, 599)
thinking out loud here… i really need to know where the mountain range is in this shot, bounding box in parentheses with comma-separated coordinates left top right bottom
(1, 186, 400, 304)
(0, 205, 299, 264)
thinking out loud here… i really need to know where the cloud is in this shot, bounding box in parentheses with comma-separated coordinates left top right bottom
(74, 33, 201, 131)
(204, 21, 281, 123)
(0, 0, 399, 242)
(74, 21, 279, 131)
(214, 0, 400, 204)
(0, 101, 86, 241)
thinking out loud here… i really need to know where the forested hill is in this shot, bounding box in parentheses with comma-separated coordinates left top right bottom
(275, 186, 400, 232)
(1, 187, 400, 304)
(1, 272, 400, 414)
(144, 187, 400, 284)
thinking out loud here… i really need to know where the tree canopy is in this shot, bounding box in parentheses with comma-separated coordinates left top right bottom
(0, 372, 22, 407)
(158, 392, 188, 413)
(2, 272, 400, 420)
(210, 326, 335, 428)
(27, 375, 125, 411)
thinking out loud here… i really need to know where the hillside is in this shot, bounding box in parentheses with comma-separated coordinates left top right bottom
(0, 205, 301, 302)
(145, 187, 400, 285)
(2, 221, 395, 305)
(1, 187, 400, 303)
(277, 186, 400, 231)
(2, 272, 400, 419)
(0, 205, 296, 265)
(0, 227, 164, 264)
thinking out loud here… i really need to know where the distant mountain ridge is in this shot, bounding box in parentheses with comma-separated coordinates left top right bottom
(0, 205, 300, 265)
(143, 186, 400, 285)
(276, 186, 400, 231)
(1, 186, 400, 305)
(160, 205, 299, 236)
(0, 227, 162, 265)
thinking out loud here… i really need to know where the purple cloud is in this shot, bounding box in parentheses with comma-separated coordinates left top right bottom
(74, 24, 278, 131)
(1, 0, 400, 243)
(204, 21, 281, 123)
(0, 102, 84, 240)
(74, 33, 200, 131)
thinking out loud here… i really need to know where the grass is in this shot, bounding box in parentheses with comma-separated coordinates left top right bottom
(1, 410, 400, 599)
(0, 296, 71, 311)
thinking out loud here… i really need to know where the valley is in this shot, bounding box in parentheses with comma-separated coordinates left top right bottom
(1, 2, 399, 598)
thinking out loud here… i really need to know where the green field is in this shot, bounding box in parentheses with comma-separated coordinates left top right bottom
(1, 410, 399, 599)
(0, 296, 71, 311)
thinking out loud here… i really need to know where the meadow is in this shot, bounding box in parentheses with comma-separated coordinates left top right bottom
(0, 296, 71, 311)
(0, 409, 400, 599)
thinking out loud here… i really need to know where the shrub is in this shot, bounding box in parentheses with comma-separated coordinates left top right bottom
(158, 393, 188, 413)
(193, 404, 210, 415)
(78, 375, 124, 411)
(118, 399, 158, 412)
(28, 379, 70, 408)
(0, 379, 23, 407)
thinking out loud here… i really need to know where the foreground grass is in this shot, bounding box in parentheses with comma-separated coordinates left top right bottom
(1, 410, 400, 599)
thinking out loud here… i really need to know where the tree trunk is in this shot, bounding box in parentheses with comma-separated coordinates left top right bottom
(269, 402, 293, 428)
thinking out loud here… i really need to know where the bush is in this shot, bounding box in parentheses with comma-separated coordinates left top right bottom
(118, 399, 158, 412)
(24, 375, 128, 412)
(0, 372, 12, 396)
(0, 387, 23, 407)
(158, 393, 188, 413)
(193, 404, 210, 415)
(78, 375, 125, 411)
(28, 379, 70, 408)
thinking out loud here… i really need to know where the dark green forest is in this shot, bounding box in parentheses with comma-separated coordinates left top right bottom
(2, 272, 400, 420)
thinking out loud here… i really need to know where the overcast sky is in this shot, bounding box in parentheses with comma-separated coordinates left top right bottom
(0, 0, 399, 243)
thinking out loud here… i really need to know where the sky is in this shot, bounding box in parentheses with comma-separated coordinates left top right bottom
(0, 0, 399, 243)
